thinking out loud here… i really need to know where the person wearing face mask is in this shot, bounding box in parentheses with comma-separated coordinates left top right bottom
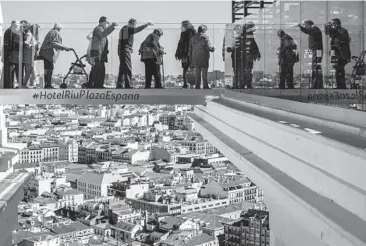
(175, 20, 196, 88)
(3, 21, 21, 88)
(325, 18, 351, 89)
(38, 23, 72, 88)
(139, 28, 165, 89)
(90, 16, 118, 89)
(117, 18, 153, 89)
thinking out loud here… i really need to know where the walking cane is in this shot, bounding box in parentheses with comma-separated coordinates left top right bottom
(161, 53, 165, 87)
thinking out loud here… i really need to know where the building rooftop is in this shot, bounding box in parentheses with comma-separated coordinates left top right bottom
(179, 212, 235, 230)
(112, 221, 138, 232)
(48, 221, 90, 234)
(183, 233, 216, 246)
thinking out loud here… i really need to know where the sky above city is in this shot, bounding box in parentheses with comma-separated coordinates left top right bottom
(1, 1, 231, 76)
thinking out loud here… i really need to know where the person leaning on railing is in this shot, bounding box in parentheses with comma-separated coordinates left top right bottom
(38, 23, 72, 89)
(188, 24, 215, 89)
(139, 28, 165, 89)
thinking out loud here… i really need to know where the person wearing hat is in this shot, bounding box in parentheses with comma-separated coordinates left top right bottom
(117, 18, 153, 89)
(175, 20, 196, 88)
(38, 23, 72, 88)
(277, 29, 298, 89)
(298, 20, 324, 89)
(89, 16, 118, 89)
(3, 21, 21, 88)
(139, 28, 165, 89)
(188, 24, 215, 89)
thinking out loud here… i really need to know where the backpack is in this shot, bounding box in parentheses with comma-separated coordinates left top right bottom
(288, 37, 299, 63)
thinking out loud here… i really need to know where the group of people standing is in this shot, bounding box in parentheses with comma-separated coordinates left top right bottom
(224, 18, 351, 89)
(85, 17, 215, 89)
(2, 17, 351, 89)
(3, 20, 72, 88)
(2, 17, 216, 89)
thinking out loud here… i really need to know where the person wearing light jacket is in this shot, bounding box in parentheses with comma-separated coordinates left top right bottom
(188, 24, 215, 89)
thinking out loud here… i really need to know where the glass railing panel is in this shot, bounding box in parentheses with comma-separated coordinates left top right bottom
(223, 1, 366, 107)
(1, 21, 226, 90)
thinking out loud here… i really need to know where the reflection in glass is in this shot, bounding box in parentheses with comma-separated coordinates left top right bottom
(1, 21, 226, 89)
(224, 1, 365, 90)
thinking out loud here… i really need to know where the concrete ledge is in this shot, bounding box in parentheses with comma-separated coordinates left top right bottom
(227, 89, 366, 104)
(189, 113, 366, 246)
(222, 96, 366, 138)
(224, 90, 366, 128)
(201, 101, 366, 221)
(0, 89, 224, 105)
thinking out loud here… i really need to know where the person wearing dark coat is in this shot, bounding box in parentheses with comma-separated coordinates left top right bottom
(89, 16, 117, 89)
(298, 20, 324, 89)
(38, 23, 71, 88)
(3, 21, 21, 89)
(189, 25, 215, 89)
(117, 18, 153, 89)
(139, 28, 165, 89)
(277, 29, 298, 89)
(325, 18, 351, 89)
(175, 20, 196, 88)
(226, 22, 260, 89)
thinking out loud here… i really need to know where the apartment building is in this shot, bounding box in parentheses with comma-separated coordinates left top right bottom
(77, 171, 128, 199)
(223, 209, 270, 246)
(20, 144, 59, 164)
(18, 234, 60, 246)
(59, 138, 78, 162)
(180, 139, 218, 155)
(48, 222, 94, 244)
(200, 178, 259, 204)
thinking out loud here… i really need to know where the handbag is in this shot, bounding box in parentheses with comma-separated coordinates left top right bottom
(34, 59, 44, 77)
(186, 68, 195, 85)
